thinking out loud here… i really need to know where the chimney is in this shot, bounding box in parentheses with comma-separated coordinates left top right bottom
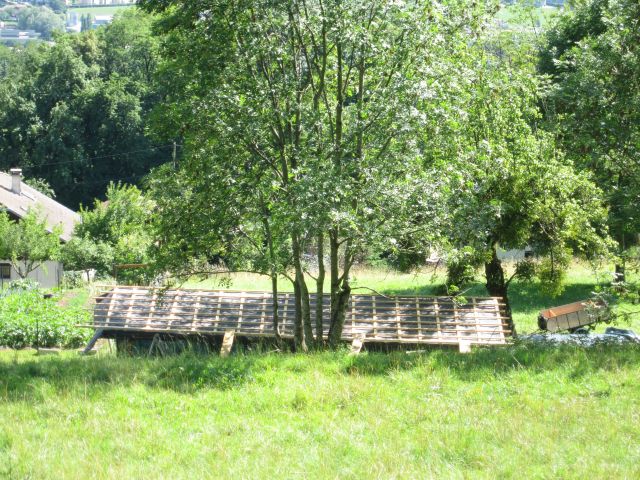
(10, 168, 22, 195)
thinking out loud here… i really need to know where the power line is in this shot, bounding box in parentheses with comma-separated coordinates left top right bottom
(18, 144, 182, 169)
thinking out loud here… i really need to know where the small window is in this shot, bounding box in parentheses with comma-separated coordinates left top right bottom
(0, 264, 11, 280)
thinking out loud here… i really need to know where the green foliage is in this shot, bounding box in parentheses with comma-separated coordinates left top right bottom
(430, 26, 612, 301)
(60, 236, 114, 278)
(142, 0, 502, 346)
(15, 5, 65, 40)
(445, 247, 485, 291)
(0, 10, 163, 209)
(0, 209, 61, 279)
(74, 183, 153, 282)
(540, 0, 640, 258)
(0, 286, 90, 349)
(23, 177, 55, 199)
(537, 247, 572, 297)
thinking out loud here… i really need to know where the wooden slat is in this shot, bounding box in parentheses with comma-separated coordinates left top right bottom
(89, 287, 510, 347)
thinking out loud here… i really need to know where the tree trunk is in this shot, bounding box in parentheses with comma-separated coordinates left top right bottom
(327, 278, 351, 347)
(292, 234, 312, 350)
(262, 213, 281, 344)
(484, 244, 515, 336)
(614, 264, 626, 283)
(615, 232, 626, 282)
(292, 278, 306, 352)
(315, 232, 326, 348)
(270, 273, 281, 345)
(329, 230, 340, 319)
(298, 270, 313, 347)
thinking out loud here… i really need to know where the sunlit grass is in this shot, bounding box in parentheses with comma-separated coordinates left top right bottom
(1, 345, 640, 478)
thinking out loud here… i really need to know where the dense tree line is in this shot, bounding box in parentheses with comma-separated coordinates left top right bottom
(539, 0, 640, 281)
(0, 10, 167, 208)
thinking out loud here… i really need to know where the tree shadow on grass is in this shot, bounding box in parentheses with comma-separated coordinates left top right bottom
(508, 280, 598, 315)
(2, 341, 639, 403)
(345, 342, 640, 381)
(0, 352, 257, 402)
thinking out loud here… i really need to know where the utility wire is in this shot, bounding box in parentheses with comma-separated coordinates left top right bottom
(19, 144, 182, 169)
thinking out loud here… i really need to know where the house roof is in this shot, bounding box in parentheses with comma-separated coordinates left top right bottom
(0, 171, 80, 242)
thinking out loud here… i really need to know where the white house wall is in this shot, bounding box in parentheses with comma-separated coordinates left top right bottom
(0, 261, 63, 289)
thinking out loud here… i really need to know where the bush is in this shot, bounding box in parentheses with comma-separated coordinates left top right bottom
(0, 286, 91, 349)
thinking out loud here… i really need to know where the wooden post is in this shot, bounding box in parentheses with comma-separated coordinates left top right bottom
(81, 328, 103, 355)
(458, 340, 471, 354)
(220, 330, 235, 358)
(350, 335, 365, 355)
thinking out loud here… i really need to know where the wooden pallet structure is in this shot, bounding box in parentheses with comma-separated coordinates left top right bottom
(84, 286, 512, 353)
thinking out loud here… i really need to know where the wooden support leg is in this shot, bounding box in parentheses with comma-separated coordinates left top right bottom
(148, 334, 160, 357)
(350, 336, 365, 355)
(221, 330, 235, 358)
(80, 328, 104, 355)
(458, 340, 471, 354)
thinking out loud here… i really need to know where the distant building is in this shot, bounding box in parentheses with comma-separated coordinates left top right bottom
(0, 28, 42, 43)
(0, 169, 81, 288)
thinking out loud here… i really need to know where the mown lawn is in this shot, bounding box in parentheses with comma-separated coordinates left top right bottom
(1, 345, 640, 478)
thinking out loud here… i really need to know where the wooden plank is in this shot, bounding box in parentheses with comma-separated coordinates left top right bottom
(372, 295, 378, 339)
(237, 292, 245, 332)
(93, 305, 513, 322)
(350, 335, 365, 355)
(351, 295, 356, 337)
(190, 293, 200, 332)
(87, 322, 511, 336)
(454, 300, 461, 345)
(282, 293, 290, 337)
(91, 295, 508, 310)
(473, 297, 480, 344)
(86, 325, 506, 345)
(220, 330, 235, 357)
(260, 292, 267, 335)
(94, 284, 507, 301)
(395, 297, 401, 341)
(416, 297, 422, 342)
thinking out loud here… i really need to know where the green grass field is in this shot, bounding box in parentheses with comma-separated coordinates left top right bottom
(1, 345, 640, 478)
(2, 266, 639, 478)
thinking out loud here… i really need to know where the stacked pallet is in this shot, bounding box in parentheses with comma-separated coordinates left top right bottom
(87, 286, 511, 350)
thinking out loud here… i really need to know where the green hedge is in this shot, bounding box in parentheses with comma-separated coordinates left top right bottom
(0, 286, 91, 349)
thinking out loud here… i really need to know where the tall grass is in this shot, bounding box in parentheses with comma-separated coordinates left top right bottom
(1, 345, 639, 478)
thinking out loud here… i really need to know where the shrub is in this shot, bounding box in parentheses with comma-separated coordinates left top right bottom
(0, 286, 91, 349)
